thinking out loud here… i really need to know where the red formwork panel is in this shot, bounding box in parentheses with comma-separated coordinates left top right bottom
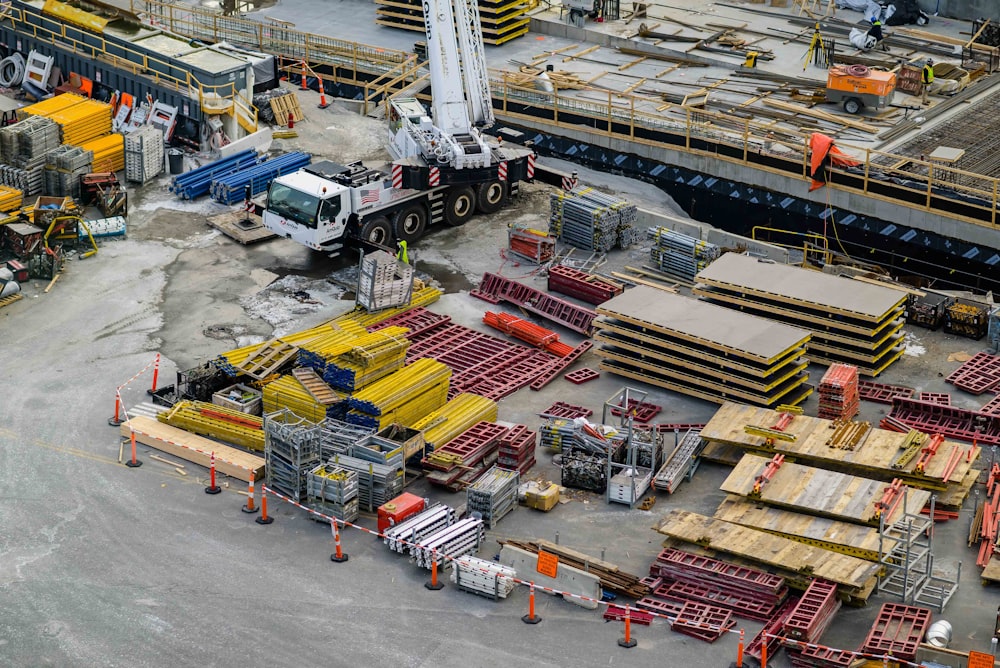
(564, 368, 600, 384)
(603, 605, 655, 626)
(889, 397, 1000, 445)
(671, 600, 736, 643)
(945, 351, 1000, 395)
(788, 644, 857, 668)
(982, 394, 1000, 417)
(548, 265, 622, 305)
(422, 421, 508, 471)
(858, 380, 916, 404)
(859, 603, 932, 662)
(529, 340, 594, 391)
(369, 307, 451, 338)
(746, 597, 798, 662)
(474, 272, 598, 335)
(636, 596, 684, 618)
(783, 579, 840, 642)
(610, 399, 663, 423)
(656, 579, 784, 622)
(652, 548, 786, 598)
(916, 392, 952, 406)
(540, 401, 593, 419)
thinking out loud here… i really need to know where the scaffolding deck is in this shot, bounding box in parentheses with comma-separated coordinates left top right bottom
(695, 253, 907, 323)
(713, 496, 894, 561)
(701, 402, 979, 491)
(721, 454, 932, 527)
(656, 510, 880, 594)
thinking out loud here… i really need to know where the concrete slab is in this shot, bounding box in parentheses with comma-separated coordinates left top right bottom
(499, 544, 602, 609)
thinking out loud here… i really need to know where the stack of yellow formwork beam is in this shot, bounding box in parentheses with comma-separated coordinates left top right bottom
(47, 99, 112, 146)
(315, 326, 411, 392)
(261, 374, 343, 423)
(0, 185, 22, 213)
(215, 320, 367, 373)
(80, 134, 124, 172)
(158, 400, 265, 451)
(347, 358, 451, 430)
(17, 93, 87, 121)
(332, 285, 442, 329)
(410, 393, 498, 452)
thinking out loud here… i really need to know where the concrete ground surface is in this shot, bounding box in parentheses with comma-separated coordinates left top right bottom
(3, 4, 1000, 665)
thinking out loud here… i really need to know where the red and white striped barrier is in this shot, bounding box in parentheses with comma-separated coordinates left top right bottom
(109, 353, 162, 428)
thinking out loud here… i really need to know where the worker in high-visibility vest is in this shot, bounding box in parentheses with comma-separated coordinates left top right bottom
(922, 58, 934, 105)
(868, 19, 888, 52)
(396, 239, 409, 264)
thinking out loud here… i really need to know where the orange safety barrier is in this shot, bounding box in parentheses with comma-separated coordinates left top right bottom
(242, 470, 257, 514)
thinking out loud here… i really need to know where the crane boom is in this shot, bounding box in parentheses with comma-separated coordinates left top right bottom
(452, 0, 494, 129)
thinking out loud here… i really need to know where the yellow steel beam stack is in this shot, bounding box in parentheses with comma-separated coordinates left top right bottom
(0, 186, 22, 213)
(332, 285, 442, 329)
(80, 134, 124, 172)
(261, 374, 343, 423)
(48, 99, 112, 146)
(214, 321, 367, 373)
(347, 358, 451, 430)
(158, 400, 266, 451)
(17, 92, 86, 121)
(319, 326, 411, 391)
(410, 393, 498, 452)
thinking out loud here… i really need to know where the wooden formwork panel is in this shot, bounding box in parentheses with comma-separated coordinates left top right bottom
(720, 454, 932, 526)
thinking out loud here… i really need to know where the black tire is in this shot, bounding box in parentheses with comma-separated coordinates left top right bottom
(475, 180, 507, 214)
(444, 186, 476, 227)
(359, 216, 393, 247)
(392, 204, 427, 243)
(843, 97, 862, 114)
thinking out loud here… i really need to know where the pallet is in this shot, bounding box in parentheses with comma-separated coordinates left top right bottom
(206, 210, 276, 245)
(0, 293, 24, 309)
(237, 341, 298, 379)
(292, 367, 341, 405)
(270, 93, 305, 127)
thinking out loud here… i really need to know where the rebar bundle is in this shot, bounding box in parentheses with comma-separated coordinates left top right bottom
(466, 465, 519, 529)
(410, 393, 498, 452)
(159, 400, 265, 451)
(648, 226, 720, 280)
(549, 187, 639, 251)
(346, 358, 451, 430)
(561, 452, 608, 493)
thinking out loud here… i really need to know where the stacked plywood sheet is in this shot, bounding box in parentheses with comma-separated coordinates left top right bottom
(595, 286, 813, 408)
(694, 253, 907, 376)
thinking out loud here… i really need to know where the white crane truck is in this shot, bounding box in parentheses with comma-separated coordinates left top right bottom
(262, 0, 536, 254)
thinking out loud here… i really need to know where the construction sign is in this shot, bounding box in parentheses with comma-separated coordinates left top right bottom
(536, 550, 559, 578)
(967, 651, 993, 668)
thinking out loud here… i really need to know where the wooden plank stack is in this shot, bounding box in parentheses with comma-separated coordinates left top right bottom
(595, 286, 813, 408)
(695, 253, 908, 376)
(817, 363, 860, 420)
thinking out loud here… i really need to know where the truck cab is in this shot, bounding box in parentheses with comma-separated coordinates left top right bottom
(263, 161, 353, 251)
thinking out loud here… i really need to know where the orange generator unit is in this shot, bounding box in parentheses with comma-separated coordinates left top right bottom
(826, 65, 896, 115)
(378, 492, 426, 533)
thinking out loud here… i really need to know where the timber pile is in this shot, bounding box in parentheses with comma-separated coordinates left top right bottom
(695, 253, 907, 376)
(500, 538, 650, 598)
(595, 286, 813, 408)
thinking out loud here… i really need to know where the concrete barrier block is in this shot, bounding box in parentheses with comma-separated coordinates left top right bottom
(706, 229, 789, 263)
(499, 545, 601, 609)
(636, 208, 706, 239)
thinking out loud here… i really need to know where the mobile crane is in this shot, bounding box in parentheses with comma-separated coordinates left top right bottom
(262, 0, 536, 255)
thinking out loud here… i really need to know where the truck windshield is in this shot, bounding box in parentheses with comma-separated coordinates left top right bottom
(267, 183, 320, 228)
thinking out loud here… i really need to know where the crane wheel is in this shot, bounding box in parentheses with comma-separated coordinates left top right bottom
(444, 187, 476, 227)
(393, 204, 427, 243)
(360, 216, 393, 246)
(475, 181, 507, 214)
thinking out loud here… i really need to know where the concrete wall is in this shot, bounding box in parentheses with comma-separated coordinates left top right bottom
(498, 545, 601, 609)
(921, 0, 1000, 22)
(635, 208, 791, 263)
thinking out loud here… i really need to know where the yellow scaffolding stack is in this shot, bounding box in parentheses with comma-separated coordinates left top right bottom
(158, 400, 265, 451)
(315, 326, 411, 391)
(80, 134, 124, 172)
(46, 99, 112, 146)
(0, 186, 23, 213)
(262, 374, 342, 424)
(17, 92, 87, 121)
(332, 285, 442, 329)
(347, 358, 451, 430)
(411, 393, 498, 451)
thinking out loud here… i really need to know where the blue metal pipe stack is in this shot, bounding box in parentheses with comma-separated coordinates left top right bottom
(169, 149, 261, 200)
(210, 151, 311, 204)
(647, 226, 720, 280)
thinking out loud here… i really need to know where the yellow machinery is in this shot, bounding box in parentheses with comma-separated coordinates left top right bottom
(44, 215, 98, 259)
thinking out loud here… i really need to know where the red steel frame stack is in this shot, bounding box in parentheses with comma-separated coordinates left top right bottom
(547, 264, 623, 305)
(472, 272, 598, 335)
(422, 421, 509, 491)
(482, 311, 573, 356)
(977, 464, 1000, 568)
(817, 363, 860, 420)
(858, 603, 932, 663)
(858, 380, 915, 404)
(497, 424, 537, 474)
(540, 401, 593, 419)
(945, 351, 1000, 394)
(782, 579, 841, 643)
(886, 396, 1000, 445)
(610, 398, 663, 424)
